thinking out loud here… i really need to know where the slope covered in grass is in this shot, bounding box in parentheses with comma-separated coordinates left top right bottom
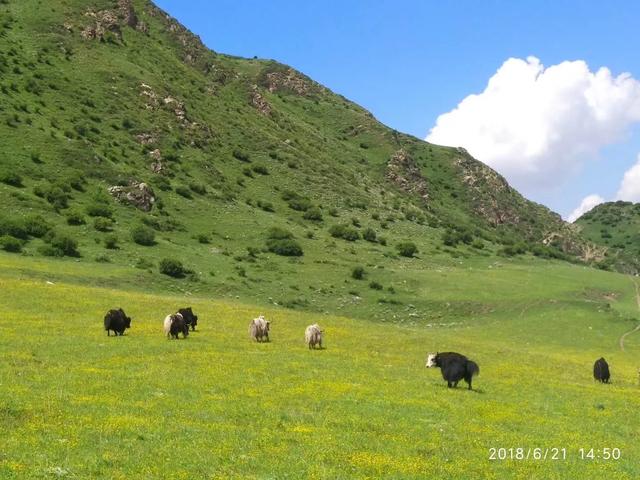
(575, 201, 640, 273)
(1, 253, 639, 478)
(0, 0, 606, 324)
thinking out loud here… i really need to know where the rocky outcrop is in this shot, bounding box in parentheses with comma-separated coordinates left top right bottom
(108, 181, 155, 212)
(454, 149, 521, 227)
(385, 149, 428, 202)
(250, 86, 271, 116)
(80, 0, 146, 41)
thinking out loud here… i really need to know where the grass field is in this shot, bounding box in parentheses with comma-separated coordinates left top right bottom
(1, 252, 640, 479)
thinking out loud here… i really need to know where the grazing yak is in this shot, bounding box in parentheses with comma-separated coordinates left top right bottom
(426, 352, 479, 390)
(249, 315, 270, 342)
(178, 307, 198, 331)
(163, 313, 189, 339)
(104, 308, 132, 336)
(305, 323, 323, 349)
(593, 357, 610, 383)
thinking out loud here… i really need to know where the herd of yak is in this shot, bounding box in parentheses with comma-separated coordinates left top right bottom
(104, 307, 614, 390)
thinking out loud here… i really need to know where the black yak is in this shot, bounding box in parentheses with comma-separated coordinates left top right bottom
(104, 308, 132, 336)
(178, 307, 198, 331)
(163, 313, 189, 339)
(593, 357, 610, 383)
(426, 352, 479, 390)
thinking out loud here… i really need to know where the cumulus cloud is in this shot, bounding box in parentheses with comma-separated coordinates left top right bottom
(616, 154, 640, 202)
(567, 194, 605, 222)
(426, 56, 640, 192)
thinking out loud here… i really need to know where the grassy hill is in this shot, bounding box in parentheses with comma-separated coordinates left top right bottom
(0, 0, 606, 323)
(575, 201, 640, 274)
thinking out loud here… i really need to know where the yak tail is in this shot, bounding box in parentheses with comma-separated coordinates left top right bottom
(466, 360, 479, 377)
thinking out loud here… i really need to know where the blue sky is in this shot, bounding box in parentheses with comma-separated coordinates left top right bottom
(154, 0, 640, 219)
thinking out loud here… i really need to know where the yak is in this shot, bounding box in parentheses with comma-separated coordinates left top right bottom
(178, 307, 198, 331)
(304, 323, 323, 349)
(163, 313, 189, 339)
(104, 308, 132, 336)
(249, 315, 270, 342)
(593, 357, 610, 383)
(426, 352, 479, 390)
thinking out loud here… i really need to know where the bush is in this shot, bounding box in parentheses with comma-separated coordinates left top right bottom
(378, 236, 388, 246)
(329, 224, 360, 241)
(396, 241, 418, 258)
(197, 233, 210, 244)
(257, 200, 274, 212)
(369, 281, 383, 290)
(0, 218, 28, 240)
(42, 233, 79, 257)
(252, 164, 269, 175)
(267, 238, 303, 256)
(86, 202, 112, 218)
(175, 185, 192, 199)
(362, 228, 377, 242)
(159, 258, 186, 278)
(352, 266, 365, 280)
(66, 212, 86, 226)
(232, 149, 250, 162)
(287, 197, 312, 212)
(0, 235, 23, 253)
(104, 235, 119, 249)
(267, 227, 294, 240)
(24, 215, 50, 237)
(45, 187, 69, 210)
(189, 182, 207, 195)
(93, 217, 113, 232)
(131, 225, 155, 246)
(266, 227, 303, 256)
(0, 171, 22, 187)
(303, 207, 323, 221)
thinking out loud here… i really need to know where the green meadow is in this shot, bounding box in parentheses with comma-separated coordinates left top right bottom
(1, 252, 639, 479)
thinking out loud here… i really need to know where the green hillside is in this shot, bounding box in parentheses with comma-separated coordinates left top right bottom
(575, 201, 640, 274)
(0, 0, 607, 322)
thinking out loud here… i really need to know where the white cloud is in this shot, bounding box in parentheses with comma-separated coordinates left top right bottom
(567, 194, 605, 222)
(616, 154, 640, 202)
(426, 56, 640, 192)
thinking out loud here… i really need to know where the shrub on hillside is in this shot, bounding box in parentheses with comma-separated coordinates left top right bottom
(252, 164, 269, 175)
(232, 149, 251, 163)
(131, 225, 156, 246)
(175, 185, 192, 199)
(329, 224, 360, 241)
(0, 235, 23, 253)
(40, 233, 79, 257)
(104, 234, 119, 250)
(189, 182, 207, 195)
(24, 215, 51, 237)
(86, 202, 112, 218)
(396, 241, 418, 258)
(362, 227, 377, 242)
(303, 207, 323, 221)
(257, 200, 274, 212)
(66, 211, 86, 226)
(93, 217, 113, 232)
(0, 218, 28, 240)
(0, 171, 23, 187)
(352, 266, 365, 280)
(369, 281, 383, 290)
(159, 258, 186, 278)
(266, 227, 303, 256)
(45, 186, 69, 210)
